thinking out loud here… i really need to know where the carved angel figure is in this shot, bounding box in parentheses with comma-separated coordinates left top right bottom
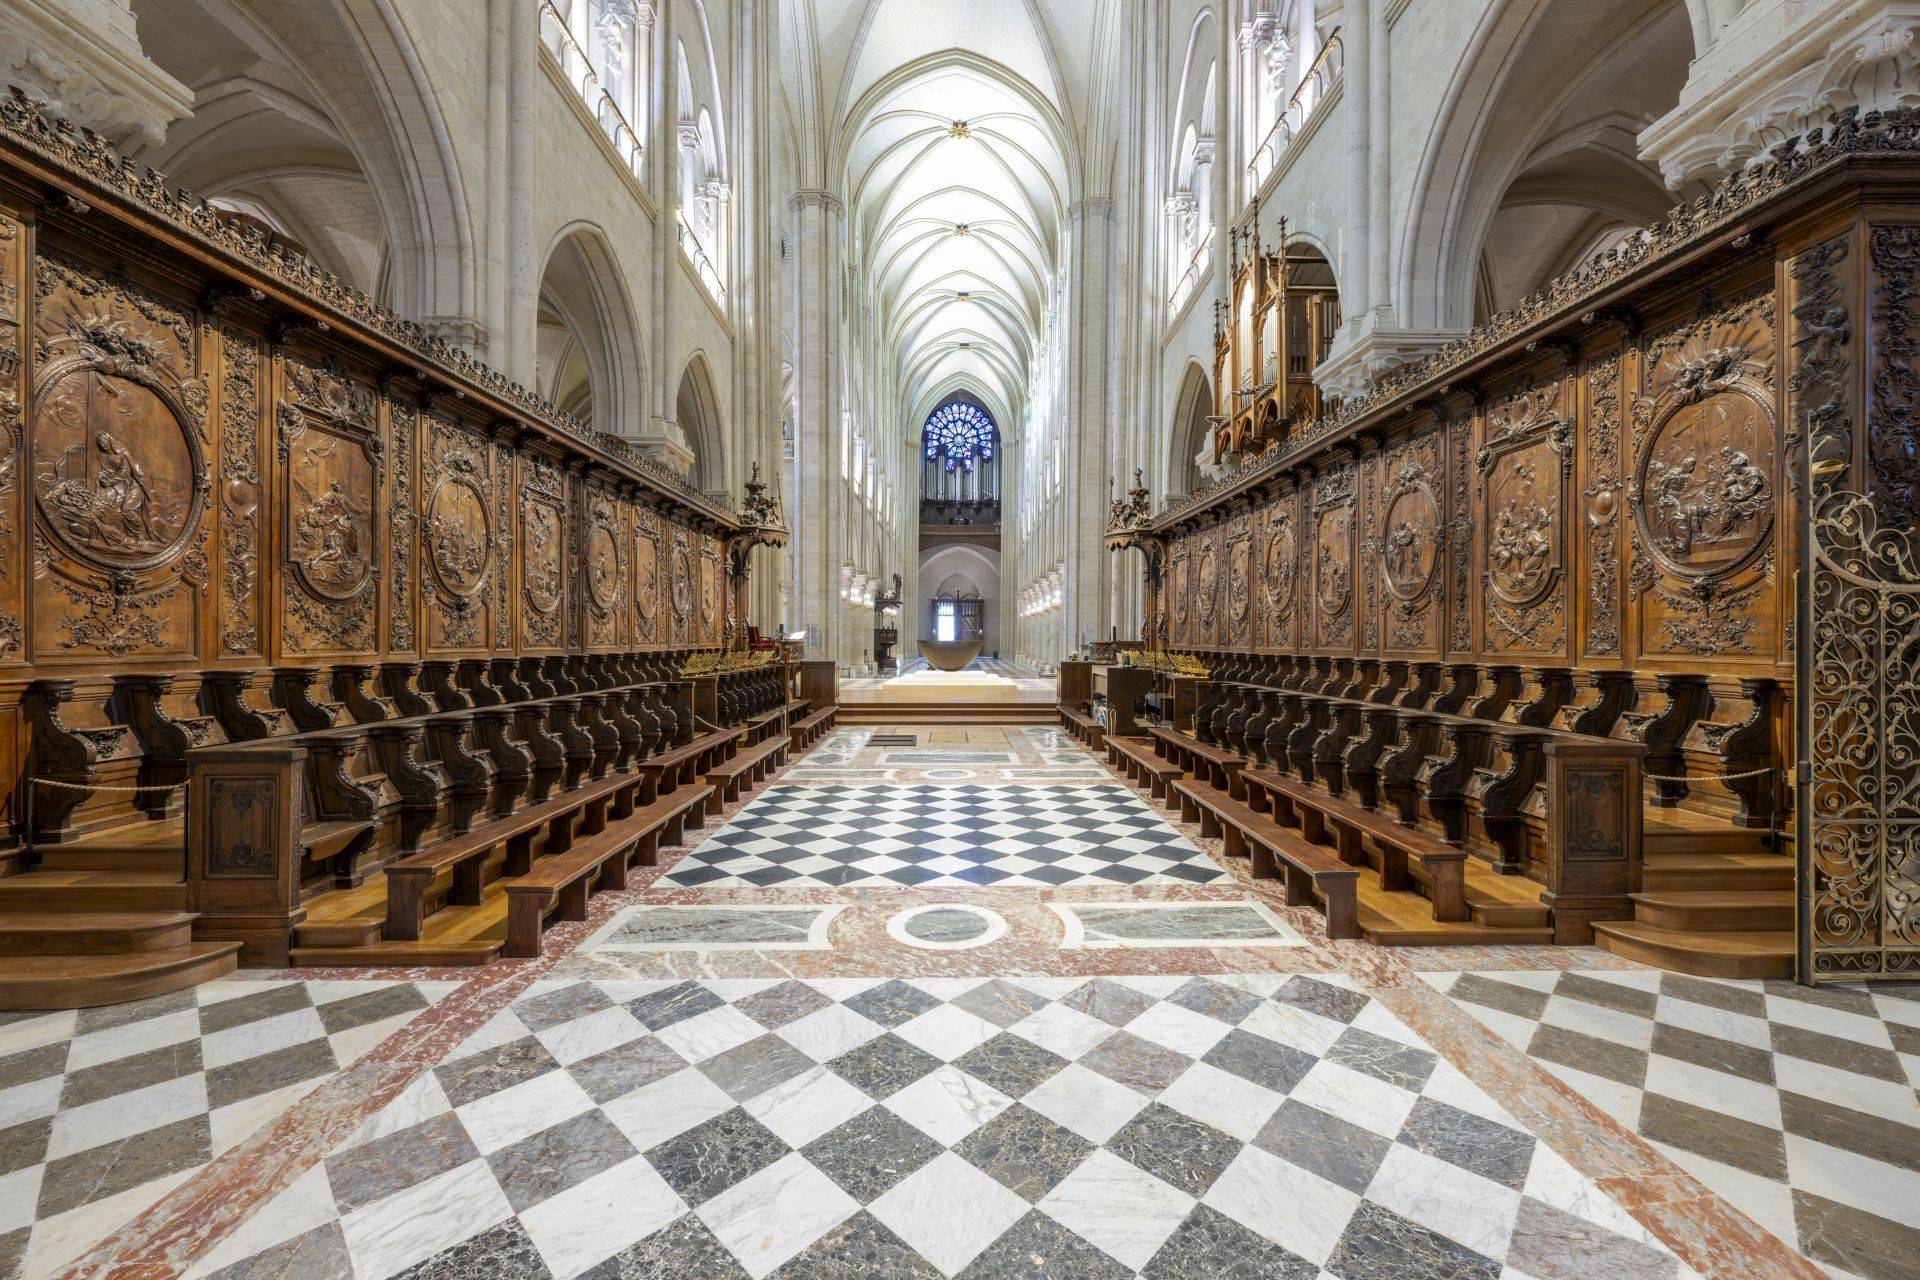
(293, 480, 366, 586)
(1490, 496, 1553, 592)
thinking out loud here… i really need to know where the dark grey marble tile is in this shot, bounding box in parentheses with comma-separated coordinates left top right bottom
(1202, 1028, 1317, 1094)
(1447, 973, 1551, 1022)
(74, 988, 196, 1035)
(37, 1113, 211, 1218)
(1167, 978, 1266, 1026)
(626, 982, 727, 1031)
(486, 1108, 637, 1212)
(0, 1116, 52, 1178)
(733, 981, 835, 1030)
(1106, 1102, 1242, 1198)
(801, 1105, 943, 1202)
(1396, 1098, 1536, 1190)
(513, 983, 616, 1032)
(1658, 973, 1767, 1019)
(952, 1033, 1069, 1099)
(1527, 1023, 1649, 1089)
(1555, 972, 1658, 1019)
(768, 1211, 944, 1280)
(1077, 1030, 1192, 1095)
(0, 1041, 68, 1092)
(1761, 979, 1880, 1019)
(826, 1033, 943, 1100)
(207, 1038, 338, 1110)
(316, 984, 431, 1036)
(388, 1219, 554, 1280)
(1793, 1187, 1920, 1280)
(199, 984, 314, 1034)
(1781, 1092, 1920, 1172)
(578, 1214, 749, 1279)
(1076, 905, 1281, 945)
(434, 1036, 562, 1108)
(643, 1106, 789, 1205)
(58, 1039, 200, 1108)
(843, 980, 942, 1028)
(1772, 1022, 1907, 1085)
(698, 1033, 818, 1103)
(1504, 1195, 1679, 1280)
(955, 1210, 1131, 1280)
(1637, 1093, 1787, 1182)
(1325, 1200, 1501, 1280)
(601, 908, 826, 948)
(953, 979, 1052, 1028)
(1326, 1027, 1439, 1094)
(0, 1226, 29, 1280)
(324, 1112, 480, 1214)
(1139, 1203, 1318, 1280)
(203, 1221, 355, 1280)
(1271, 976, 1369, 1024)
(1061, 979, 1158, 1028)
(901, 908, 991, 943)
(1649, 1023, 1774, 1086)
(567, 1036, 687, 1105)
(954, 1103, 1095, 1202)
(1253, 1099, 1393, 1194)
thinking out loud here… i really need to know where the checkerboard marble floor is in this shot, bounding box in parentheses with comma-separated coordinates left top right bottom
(12, 728, 1915, 1280)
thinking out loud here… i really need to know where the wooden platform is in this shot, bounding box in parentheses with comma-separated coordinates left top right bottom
(839, 702, 1058, 723)
(1593, 812, 1793, 978)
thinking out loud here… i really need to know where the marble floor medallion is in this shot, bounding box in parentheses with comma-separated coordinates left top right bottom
(887, 904, 1009, 950)
(581, 905, 847, 952)
(1051, 900, 1307, 950)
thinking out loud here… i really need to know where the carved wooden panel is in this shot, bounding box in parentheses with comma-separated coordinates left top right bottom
(519, 457, 566, 650)
(632, 505, 659, 645)
(0, 209, 25, 661)
(1381, 430, 1442, 653)
(32, 254, 210, 659)
(586, 485, 627, 648)
(1225, 514, 1252, 648)
(1196, 526, 1220, 646)
(421, 413, 494, 651)
(1313, 465, 1354, 650)
(386, 389, 416, 653)
(279, 354, 379, 656)
(1480, 377, 1569, 656)
(1263, 491, 1298, 651)
(1168, 545, 1190, 646)
(668, 528, 693, 646)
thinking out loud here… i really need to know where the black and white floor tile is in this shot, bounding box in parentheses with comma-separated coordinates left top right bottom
(0, 979, 457, 1280)
(661, 784, 1226, 890)
(183, 974, 1692, 1280)
(1429, 967, 1920, 1280)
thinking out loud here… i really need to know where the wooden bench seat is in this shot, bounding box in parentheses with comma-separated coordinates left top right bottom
(504, 782, 714, 958)
(705, 734, 789, 810)
(1106, 734, 1182, 799)
(1240, 766, 1469, 924)
(790, 704, 836, 750)
(1060, 705, 1104, 749)
(382, 771, 642, 941)
(745, 707, 787, 745)
(1146, 725, 1245, 798)
(1170, 778, 1359, 940)
(640, 725, 740, 803)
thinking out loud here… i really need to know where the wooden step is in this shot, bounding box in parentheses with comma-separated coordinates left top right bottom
(1628, 889, 1793, 932)
(24, 818, 184, 873)
(1640, 852, 1793, 892)
(1590, 920, 1793, 979)
(290, 939, 504, 967)
(0, 911, 196, 956)
(0, 871, 189, 911)
(1339, 875, 1554, 947)
(1643, 812, 1775, 857)
(0, 942, 242, 1010)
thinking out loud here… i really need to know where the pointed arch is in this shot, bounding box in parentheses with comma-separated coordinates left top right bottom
(536, 222, 648, 436)
(676, 353, 729, 496)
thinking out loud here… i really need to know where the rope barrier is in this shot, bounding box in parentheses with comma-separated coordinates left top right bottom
(28, 776, 186, 794)
(1642, 765, 1777, 784)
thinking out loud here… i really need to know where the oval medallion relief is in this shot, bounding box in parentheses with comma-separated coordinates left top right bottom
(588, 516, 623, 613)
(33, 363, 209, 576)
(1382, 485, 1441, 602)
(1634, 388, 1774, 583)
(426, 477, 492, 599)
(1263, 516, 1297, 612)
(521, 500, 563, 615)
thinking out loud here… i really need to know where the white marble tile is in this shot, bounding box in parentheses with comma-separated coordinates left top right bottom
(209, 1080, 321, 1157)
(1783, 1131, 1920, 1222)
(1036, 1148, 1195, 1271)
(1365, 1142, 1522, 1262)
(890, 1003, 1000, 1062)
(1540, 995, 1655, 1051)
(337, 1072, 452, 1153)
(0, 1010, 74, 1059)
(22, 1168, 195, 1280)
(700, 1152, 859, 1278)
(534, 1007, 650, 1067)
(1521, 1143, 1665, 1245)
(328, 1013, 426, 1069)
(742, 1065, 873, 1148)
(1653, 994, 1772, 1050)
(1644, 1056, 1782, 1130)
(1419, 1058, 1523, 1128)
(1764, 995, 1893, 1048)
(602, 1067, 736, 1152)
(870, 1151, 1029, 1276)
(1774, 1054, 1920, 1125)
(183, 1164, 340, 1280)
(0, 1074, 62, 1131)
(1020, 1062, 1153, 1145)
(1204, 1144, 1358, 1265)
(1649, 1141, 1799, 1249)
(1007, 1002, 1119, 1061)
(1536, 1061, 1645, 1132)
(1287, 1059, 1418, 1139)
(1157, 1060, 1289, 1142)
(338, 1159, 512, 1280)
(456, 1069, 597, 1154)
(649, 1004, 766, 1064)
(200, 1009, 327, 1070)
(774, 1003, 886, 1063)
(64, 1009, 200, 1072)
(1123, 1000, 1236, 1057)
(882, 1065, 1015, 1146)
(0, 1163, 42, 1235)
(440, 1009, 532, 1065)
(521, 1156, 686, 1279)
(47, 1072, 209, 1160)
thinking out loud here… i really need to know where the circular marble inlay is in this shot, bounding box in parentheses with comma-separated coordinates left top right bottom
(920, 768, 976, 781)
(887, 903, 1008, 951)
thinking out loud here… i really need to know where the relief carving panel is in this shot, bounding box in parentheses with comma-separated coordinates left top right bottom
(280, 356, 378, 655)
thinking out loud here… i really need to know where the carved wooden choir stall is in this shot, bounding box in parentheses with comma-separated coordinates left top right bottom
(1076, 107, 1920, 984)
(0, 92, 836, 1009)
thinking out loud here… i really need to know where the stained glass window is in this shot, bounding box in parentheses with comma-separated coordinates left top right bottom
(923, 402, 996, 473)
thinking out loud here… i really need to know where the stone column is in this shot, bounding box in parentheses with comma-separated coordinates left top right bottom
(0, 0, 191, 148)
(1062, 197, 1115, 664)
(790, 188, 846, 661)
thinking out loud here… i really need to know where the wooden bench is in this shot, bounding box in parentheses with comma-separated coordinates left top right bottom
(790, 704, 836, 750)
(745, 707, 788, 745)
(504, 782, 714, 958)
(1106, 734, 1183, 800)
(383, 770, 640, 941)
(1061, 705, 1104, 749)
(705, 733, 789, 810)
(640, 725, 740, 803)
(1146, 725, 1245, 798)
(1240, 766, 1469, 923)
(1170, 778, 1359, 940)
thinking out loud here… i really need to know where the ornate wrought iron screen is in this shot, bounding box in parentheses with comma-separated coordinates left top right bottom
(1797, 230, 1920, 983)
